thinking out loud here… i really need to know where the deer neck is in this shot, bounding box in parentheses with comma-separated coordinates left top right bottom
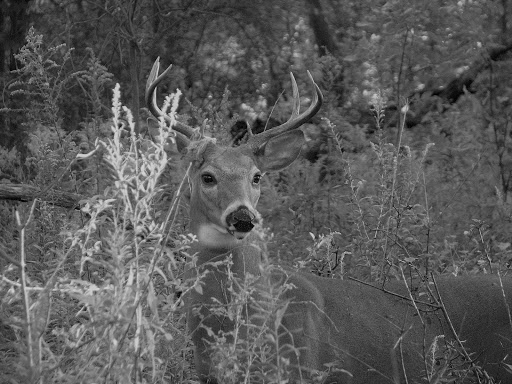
(189, 222, 262, 277)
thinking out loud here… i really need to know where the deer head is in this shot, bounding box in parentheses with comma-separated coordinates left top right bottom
(146, 57, 322, 249)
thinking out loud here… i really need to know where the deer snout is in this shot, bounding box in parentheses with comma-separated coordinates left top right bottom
(226, 206, 256, 233)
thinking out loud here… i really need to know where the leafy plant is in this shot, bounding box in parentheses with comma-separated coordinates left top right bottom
(0, 84, 194, 383)
(8, 27, 79, 144)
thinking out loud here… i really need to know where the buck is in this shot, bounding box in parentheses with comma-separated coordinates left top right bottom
(146, 58, 512, 383)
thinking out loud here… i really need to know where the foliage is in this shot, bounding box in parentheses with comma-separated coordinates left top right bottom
(78, 48, 115, 119)
(0, 85, 193, 383)
(2, 1, 512, 381)
(205, 262, 300, 384)
(7, 27, 80, 143)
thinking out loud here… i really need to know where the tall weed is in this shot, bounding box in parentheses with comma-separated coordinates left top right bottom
(0, 84, 194, 383)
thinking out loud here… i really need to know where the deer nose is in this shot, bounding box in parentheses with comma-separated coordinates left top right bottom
(226, 206, 255, 232)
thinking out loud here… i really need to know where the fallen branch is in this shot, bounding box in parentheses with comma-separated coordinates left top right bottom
(0, 183, 84, 209)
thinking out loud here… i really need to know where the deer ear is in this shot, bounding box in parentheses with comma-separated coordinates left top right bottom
(255, 130, 305, 172)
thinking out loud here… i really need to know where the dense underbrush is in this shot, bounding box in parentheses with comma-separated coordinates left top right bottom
(1, 30, 511, 383)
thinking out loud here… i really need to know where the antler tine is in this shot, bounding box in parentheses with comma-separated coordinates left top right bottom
(245, 71, 323, 150)
(145, 57, 196, 140)
(289, 72, 301, 120)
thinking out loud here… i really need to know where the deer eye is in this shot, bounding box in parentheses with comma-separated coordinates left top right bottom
(201, 174, 216, 185)
(252, 174, 262, 185)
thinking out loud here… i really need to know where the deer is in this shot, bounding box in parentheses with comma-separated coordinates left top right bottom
(146, 58, 512, 384)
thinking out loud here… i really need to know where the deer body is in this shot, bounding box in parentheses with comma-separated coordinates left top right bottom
(291, 273, 512, 383)
(186, 234, 512, 383)
(146, 58, 512, 383)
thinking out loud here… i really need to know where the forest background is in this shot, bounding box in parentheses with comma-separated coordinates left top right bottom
(1, 0, 512, 382)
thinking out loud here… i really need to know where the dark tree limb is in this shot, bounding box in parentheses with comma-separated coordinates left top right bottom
(0, 183, 84, 209)
(427, 41, 512, 105)
(362, 41, 512, 131)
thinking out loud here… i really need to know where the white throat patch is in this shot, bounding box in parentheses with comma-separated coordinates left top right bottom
(198, 224, 237, 248)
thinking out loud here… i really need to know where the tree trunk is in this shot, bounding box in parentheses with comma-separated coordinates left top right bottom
(129, 40, 141, 135)
(306, 0, 337, 56)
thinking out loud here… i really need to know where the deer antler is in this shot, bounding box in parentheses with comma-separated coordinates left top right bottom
(145, 57, 197, 148)
(244, 71, 323, 151)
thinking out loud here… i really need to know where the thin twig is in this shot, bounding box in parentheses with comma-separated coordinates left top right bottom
(347, 276, 440, 308)
(16, 200, 38, 375)
(383, 99, 408, 263)
(430, 275, 472, 363)
(497, 271, 512, 333)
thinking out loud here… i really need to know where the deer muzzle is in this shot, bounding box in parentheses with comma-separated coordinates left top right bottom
(226, 206, 256, 233)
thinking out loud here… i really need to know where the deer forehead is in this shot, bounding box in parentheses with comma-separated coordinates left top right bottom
(192, 144, 260, 179)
